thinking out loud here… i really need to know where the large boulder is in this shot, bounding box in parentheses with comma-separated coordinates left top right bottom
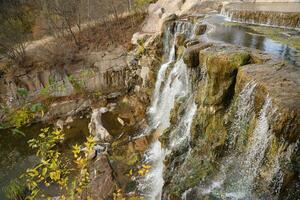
(88, 108, 113, 142)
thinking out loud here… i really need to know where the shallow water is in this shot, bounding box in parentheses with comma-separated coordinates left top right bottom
(202, 15, 300, 67)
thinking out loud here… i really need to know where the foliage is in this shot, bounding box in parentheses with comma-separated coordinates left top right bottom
(25, 128, 69, 199)
(3, 178, 27, 200)
(30, 103, 44, 113)
(68, 75, 84, 91)
(11, 128, 26, 136)
(17, 87, 29, 99)
(39, 86, 50, 97)
(10, 107, 33, 128)
(135, 41, 146, 58)
(70, 135, 95, 196)
(9, 102, 44, 128)
(24, 128, 95, 199)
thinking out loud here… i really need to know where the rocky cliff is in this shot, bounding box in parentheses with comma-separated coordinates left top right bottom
(157, 17, 300, 199)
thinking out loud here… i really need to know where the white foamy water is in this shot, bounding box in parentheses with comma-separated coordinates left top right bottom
(229, 81, 257, 148)
(169, 96, 197, 149)
(139, 21, 196, 200)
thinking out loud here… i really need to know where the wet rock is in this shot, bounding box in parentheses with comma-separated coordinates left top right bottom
(193, 24, 207, 35)
(184, 39, 200, 48)
(198, 45, 251, 106)
(183, 43, 213, 68)
(175, 33, 186, 47)
(163, 43, 300, 198)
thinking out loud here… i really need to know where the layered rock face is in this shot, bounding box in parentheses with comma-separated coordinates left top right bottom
(158, 18, 300, 199)
(0, 46, 136, 107)
(221, 2, 300, 29)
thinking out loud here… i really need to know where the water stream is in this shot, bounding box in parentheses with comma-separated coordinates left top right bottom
(138, 21, 196, 200)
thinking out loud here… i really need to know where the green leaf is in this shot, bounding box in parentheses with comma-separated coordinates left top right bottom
(11, 128, 25, 136)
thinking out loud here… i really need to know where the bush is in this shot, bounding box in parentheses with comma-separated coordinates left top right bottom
(10, 107, 33, 128)
(24, 128, 95, 199)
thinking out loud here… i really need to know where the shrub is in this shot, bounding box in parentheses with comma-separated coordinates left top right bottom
(10, 107, 33, 128)
(24, 128, 95, 199)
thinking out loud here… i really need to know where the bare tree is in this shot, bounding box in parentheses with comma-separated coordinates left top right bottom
(0, 0, 34, 64)
(39, 0, 87, 48)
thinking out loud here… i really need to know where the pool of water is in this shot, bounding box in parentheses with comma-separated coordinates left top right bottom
(202, 15, 300, 67)
(0, 118, 90, 199)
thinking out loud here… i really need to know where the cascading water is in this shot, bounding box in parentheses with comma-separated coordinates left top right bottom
(226, 96, 272, 199)
(229, 81, 257, 149)
(220, 3, 300, 30)
(169, 96, 197, 150)
(196, 84, 278, 199)
(138, 20, 196, 200)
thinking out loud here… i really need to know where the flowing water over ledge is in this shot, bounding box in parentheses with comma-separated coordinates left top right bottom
(223, 2, 300, 13)
(221, 2, 300, 29)
(202, 15, 300, 67)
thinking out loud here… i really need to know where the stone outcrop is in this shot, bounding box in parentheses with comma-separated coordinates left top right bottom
(142, 0, 221, 33)
(89, 108, 113, 142)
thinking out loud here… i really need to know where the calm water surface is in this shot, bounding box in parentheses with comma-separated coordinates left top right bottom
(202, 15, 300, 67)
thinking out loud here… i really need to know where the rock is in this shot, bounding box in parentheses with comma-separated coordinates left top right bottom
(183, 43, 213, 68)
(45, 99, 91, 120)
(65, 116, 74, 124)
(88, 108, 112, 142)
(175, 33, 186, 47)
(55, 119, 64, 130)
(163, 43, 300, 198)
(107, 103, 117, 112)
(197, 45, 251, 106)
(163, 13, 178, 22)
(184, 39, 201, 48)
(131, 32, 151, 45)
(107, 92, 122, 100)
(87, 154, 115, 200)
(117, 117, 125, 126)
(193, 23, 207, 35)
(222, 4, 300, 29)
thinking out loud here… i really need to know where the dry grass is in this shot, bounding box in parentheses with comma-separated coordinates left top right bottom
(78, 13, 146, 51)
(29, 13, 146, 68)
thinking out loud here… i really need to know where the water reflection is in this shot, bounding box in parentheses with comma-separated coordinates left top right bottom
(203, 15, 300, 67)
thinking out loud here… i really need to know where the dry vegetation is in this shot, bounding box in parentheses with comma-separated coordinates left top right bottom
(31, 12, 146, 67)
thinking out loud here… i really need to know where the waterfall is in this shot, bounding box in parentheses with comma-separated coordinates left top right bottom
(149, 59, 189, 130)
(169, 96, 196, 150)
(196, 83, 277, 199)
(228, 96, 272, 199)
(220, 4, 300, 30)
(229, 81, 257, 149)
(138, 20, 195, 200)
